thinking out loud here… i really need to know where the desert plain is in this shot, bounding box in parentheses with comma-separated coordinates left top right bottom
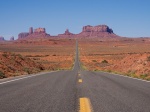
(0, 38, 75, 78)
(0, 25, 150, 81)
(79, 38, 150, 80)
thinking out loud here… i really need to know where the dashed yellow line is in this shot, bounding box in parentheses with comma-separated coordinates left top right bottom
(78, 74, 81, 77)
(78, 79, 82, 83)
(79, 97, 93, 112)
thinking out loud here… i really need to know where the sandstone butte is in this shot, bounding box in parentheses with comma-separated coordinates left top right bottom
(58, 29, 74, 37)
(18, 27, 50, 39)
(0, 36, 5, 41)
(17, 25, 120, 40)
(0, 36, 14, 41)
(10, 36, 14, 41)
(77, 25, 118, 38)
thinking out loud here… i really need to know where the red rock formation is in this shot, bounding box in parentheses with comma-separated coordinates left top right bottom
(77, 25, 118, 38)
(29, 27, 49, 38)
(64, 29, 74, 35)
(17, 25, 120, 39)
(29, 27, 33, 34)
(58, 29, 74, 37)
(18, 27, 50, 40)
(82, 25, 113, 33)
(10, 36, 14, 41)
(34, 28, 46, 34)
(18, 32, 29, 39)
(0, 36, 5, 41)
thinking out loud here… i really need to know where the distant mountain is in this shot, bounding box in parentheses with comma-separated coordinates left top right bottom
(76, 25, 119, 38)
(18, 27, 50, 40)
(0, 36, 5, 41)
(58, 29, 74, 37)
(17, 25, 120, 40)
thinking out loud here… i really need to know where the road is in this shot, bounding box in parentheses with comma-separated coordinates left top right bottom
(0, 41, 150, 112)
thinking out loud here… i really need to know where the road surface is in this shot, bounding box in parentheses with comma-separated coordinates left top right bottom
(0, 41, 150, 112)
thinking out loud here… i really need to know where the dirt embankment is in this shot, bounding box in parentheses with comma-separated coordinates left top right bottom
(79, 39, 150, 80)
(0, 52, 44, 78)
(0, 39, 75, 79)
(100, 53, 150, 80)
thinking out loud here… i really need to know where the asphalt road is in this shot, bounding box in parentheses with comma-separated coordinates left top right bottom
(0, 41, 150, 112)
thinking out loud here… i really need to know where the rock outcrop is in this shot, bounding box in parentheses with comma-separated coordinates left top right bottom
(34, 28, 46, 34)
(0, 36, 5, 41)
(0, 52, 44, 78)
(58, 29, 74, 37)
(29, 27, 33, 34)
(10, 36, 14, 41)
(77, 25, 118, 38)
(82, 25, 113, 33)
(17, 24, 120, 39)
(18, 27, 50, 39)
(64, 29, 74, 35)
(18, 32, 29, 39)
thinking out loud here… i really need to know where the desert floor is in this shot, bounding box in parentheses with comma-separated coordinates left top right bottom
(0, 38, 75, 78)
(79, 38, 150, 80)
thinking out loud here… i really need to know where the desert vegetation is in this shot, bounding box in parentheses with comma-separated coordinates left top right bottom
(79, 38, 150, 80)
(0, 52, 44, 78)
(0, 38, 75, 78)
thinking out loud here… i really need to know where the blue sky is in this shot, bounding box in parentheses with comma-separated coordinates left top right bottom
(0, 0, 150, 40)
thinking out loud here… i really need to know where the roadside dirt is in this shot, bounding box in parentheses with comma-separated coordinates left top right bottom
(0, 38, 75, 78)
(79, 38, 150, 80)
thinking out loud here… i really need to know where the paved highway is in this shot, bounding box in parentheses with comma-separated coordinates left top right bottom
(0, 41, 150, 112)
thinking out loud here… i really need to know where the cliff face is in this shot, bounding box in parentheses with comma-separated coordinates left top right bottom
(18, 33, 29, 39)
(18, 27, 49, 39)
(0, 36, 5, 41)
(10, 36, 14, 41)
(77, 25, 118, 38)
(82, 25, 113, 33)
(58, 29, 74, 37)
(17, 24, 120, 39)
(29, 27, 33, 34)
(34, 28, 46, 34)
(57, 25, 119, 38)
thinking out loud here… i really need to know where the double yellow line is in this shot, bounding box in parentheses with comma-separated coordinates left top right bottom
(78, 73, 82, 83)
(79, 97, 93, 112)
(78, 79, 83, 83)
(78, 74, 93, 112)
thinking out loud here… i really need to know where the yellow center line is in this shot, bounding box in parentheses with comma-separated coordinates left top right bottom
(78, 79, 82, 83)
(79, 97, 93, 112)
(78, 74, 81, 77)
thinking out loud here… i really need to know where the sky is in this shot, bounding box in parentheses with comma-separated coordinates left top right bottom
(0, 0, 150, 40)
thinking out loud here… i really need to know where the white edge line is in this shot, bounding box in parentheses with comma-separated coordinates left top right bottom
(98, 71, 150, 83)
(0, 71, 57, 85)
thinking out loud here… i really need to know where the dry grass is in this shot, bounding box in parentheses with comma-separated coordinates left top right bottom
(79, 38, 150, 80)
(0, 39, 75, 78)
